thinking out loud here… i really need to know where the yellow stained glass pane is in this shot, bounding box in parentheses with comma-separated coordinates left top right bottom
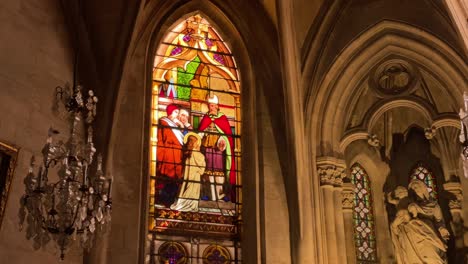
(150, 179, 155, 194)
(151, 145, 156, 160)
(149, 218, 155, 230)
(152, 94, 159, 108)
(152, 109, 158, 124)
(150, 162, 155, 176)
(149, 197, 155, 213)
(150, 126, 157, 142)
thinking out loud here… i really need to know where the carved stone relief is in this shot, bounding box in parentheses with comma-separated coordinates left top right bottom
(316, 157, 347, 187)
(369, 59, 418, 97)
(443, 181, 463, 212)
(341, 182, 354, 210)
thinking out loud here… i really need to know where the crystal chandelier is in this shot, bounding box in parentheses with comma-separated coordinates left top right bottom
(18, 85, 113, 260)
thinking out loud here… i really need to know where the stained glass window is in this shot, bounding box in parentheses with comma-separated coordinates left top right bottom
(350, 163, 377, 263)
(157, 242, 188, 264)
(409, 162, 438, 200)
(148, 14, 241, 263)
(203, 245, 232, 264)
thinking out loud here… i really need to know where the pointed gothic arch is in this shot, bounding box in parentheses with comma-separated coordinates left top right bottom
(306, 20, 468, 157)
(100, 1, 291, 263)
(148, 13, 243, 263)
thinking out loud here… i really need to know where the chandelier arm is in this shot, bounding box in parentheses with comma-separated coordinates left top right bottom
(71, 184, 87, 231)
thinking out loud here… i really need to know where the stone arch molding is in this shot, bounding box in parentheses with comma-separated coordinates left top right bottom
(306, 20, 468, 156)
(340, 98, 461, 152)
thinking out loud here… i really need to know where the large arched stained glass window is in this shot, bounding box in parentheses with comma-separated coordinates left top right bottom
(148, 14, 242, 263)
(409, 162, 438, 200)
(350, 163, 377, 263)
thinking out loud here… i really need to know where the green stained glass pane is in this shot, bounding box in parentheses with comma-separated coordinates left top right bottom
(192, 116, 199, 129)
(176, 56, 201, 100)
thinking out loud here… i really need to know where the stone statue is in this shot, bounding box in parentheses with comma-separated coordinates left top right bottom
(388, 180, 450, 264)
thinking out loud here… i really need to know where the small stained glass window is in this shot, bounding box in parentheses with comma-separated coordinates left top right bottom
(203, 245, 232, 264)
(157, 242, 188, 264)
(409, 162, 438, 200)
(351, 163, 377, 263)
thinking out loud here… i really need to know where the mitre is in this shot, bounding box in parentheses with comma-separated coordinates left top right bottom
(207, 94, 219, 104)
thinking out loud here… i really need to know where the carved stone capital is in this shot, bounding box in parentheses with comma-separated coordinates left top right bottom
(443, 181, 463, 212)
(424, 126, 436, 139)
(317, 156, 347, 187)
(367, 134, 380, 147)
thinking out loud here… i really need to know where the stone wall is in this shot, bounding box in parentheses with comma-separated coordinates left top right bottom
(0, 0, 82, 263)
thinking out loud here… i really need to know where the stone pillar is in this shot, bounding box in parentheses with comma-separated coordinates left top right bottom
(321, 184, 338, 263)
(342, 181, 357, 264)
(334, 186, 347, 264)
(317, 157, 347, 264)
(443, 180, 465, 251)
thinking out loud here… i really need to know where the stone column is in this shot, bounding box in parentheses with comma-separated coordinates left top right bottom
(334, 186, 347, 264)
(317, 157, 347, 264)
(321, 184, 338, 263)
(342, 181, 356, 264)
(443, 180, 465, 250)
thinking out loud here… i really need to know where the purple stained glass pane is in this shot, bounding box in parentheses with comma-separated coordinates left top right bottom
(213, 54, 225, 65)
(205, 38, 214, 47)
(170, 46, 183, 56)
(183, 34, 191, 42)
(207, 249, 226, 264)
(157, 241, 188, 264)
(203, 245, 231, 264)
(164, 245, 183, 262)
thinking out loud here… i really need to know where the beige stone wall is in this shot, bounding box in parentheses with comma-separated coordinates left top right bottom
(257, 92, 291, 264)
(0, 0, 82, 263)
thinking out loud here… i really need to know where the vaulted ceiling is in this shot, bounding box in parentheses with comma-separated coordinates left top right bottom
(302, 0, 467, 108)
